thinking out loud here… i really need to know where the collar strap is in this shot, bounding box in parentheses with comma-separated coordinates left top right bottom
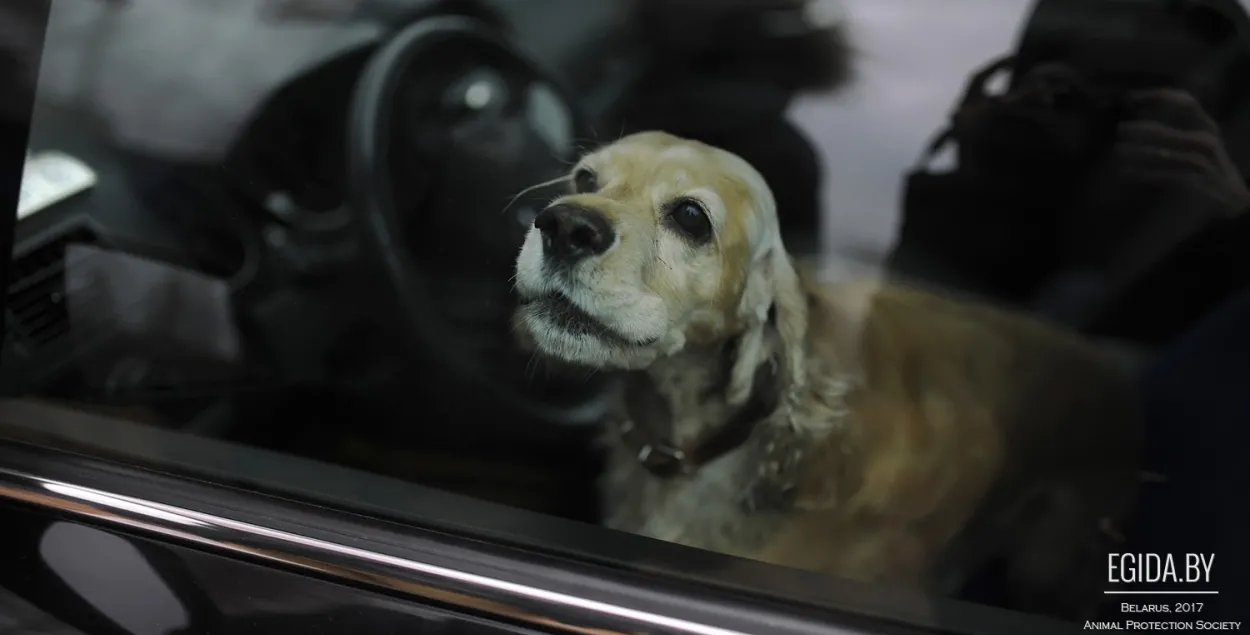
(616, 355, 782, 480)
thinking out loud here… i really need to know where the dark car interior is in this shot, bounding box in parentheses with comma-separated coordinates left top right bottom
(3, 0, 851, 522)
(4, 0, 1250, 624)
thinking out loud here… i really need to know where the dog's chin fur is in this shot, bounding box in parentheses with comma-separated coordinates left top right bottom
(512, 304, 668, 371)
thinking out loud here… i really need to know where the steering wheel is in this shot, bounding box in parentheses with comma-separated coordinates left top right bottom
(346, 15, 612, 424)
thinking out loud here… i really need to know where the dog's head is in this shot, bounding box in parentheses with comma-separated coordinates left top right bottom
(513, 132, 807, 405)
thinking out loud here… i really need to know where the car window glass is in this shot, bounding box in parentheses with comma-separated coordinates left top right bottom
(3, 0, 1249, 629)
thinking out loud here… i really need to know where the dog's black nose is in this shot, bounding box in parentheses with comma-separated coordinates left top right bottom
(533, 204, 614, 263)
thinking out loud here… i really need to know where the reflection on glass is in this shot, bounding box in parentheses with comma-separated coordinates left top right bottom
(40, 522, 190, 635)
(0, 586, 88, 635)
(3, 0, 1249, 628)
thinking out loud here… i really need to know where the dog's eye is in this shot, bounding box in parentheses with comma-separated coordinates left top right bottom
(572, 169, 598, 193)
(666, 199, 713, 244)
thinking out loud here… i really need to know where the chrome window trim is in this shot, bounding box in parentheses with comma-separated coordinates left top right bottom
(0, 462, 862, 635)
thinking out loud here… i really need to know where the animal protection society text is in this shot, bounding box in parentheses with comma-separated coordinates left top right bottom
(1084, 553, 1239, 631)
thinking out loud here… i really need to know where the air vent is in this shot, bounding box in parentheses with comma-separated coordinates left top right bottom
(6, 227, 99, 351)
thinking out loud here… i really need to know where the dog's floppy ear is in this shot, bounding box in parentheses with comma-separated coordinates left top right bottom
(725, 247, 808, 408)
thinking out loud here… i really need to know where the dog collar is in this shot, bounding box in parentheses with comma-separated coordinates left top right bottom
(613, 418, 694, 478)
(614, 358, 782, 480)
(612, 409, 770, 479)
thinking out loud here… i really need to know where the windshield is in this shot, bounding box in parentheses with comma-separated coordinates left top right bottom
(3, 0, 1249, 629)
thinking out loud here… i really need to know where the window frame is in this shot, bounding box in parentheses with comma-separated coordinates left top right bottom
(0, 1, 50, 333)
(0, 401, 1073, 635)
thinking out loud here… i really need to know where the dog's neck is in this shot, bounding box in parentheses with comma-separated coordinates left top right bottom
(608, 280, 866, 485)
(612, 328, 784, 479)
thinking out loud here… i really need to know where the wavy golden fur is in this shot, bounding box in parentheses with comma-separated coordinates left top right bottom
(512, 132, 1143, 619)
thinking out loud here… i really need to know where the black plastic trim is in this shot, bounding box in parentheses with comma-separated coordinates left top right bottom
(0, 0, 53, 341)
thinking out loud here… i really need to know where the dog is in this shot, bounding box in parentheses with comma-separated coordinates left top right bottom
(511, 131, 1144, 619)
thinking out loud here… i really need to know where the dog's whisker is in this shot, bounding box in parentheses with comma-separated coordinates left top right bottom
(524, 351, 541, 379)
(572, 139, 602, 158)
(503, 175, 571, 215)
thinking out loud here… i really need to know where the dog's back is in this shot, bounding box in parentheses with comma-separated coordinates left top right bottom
(747, 278, 1143, 618)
